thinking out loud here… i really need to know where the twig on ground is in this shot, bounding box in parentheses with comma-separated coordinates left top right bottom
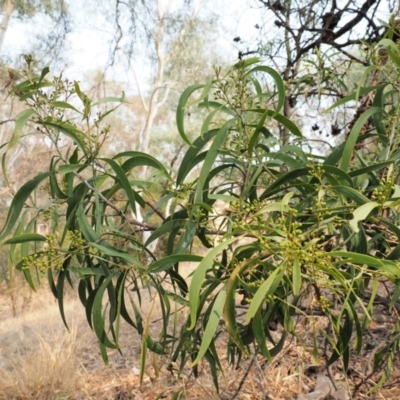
(252, 346, 270, 399)
(231, 357, 254, 400)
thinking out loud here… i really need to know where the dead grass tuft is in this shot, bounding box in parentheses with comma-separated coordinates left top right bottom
(0, 327, 79, 400)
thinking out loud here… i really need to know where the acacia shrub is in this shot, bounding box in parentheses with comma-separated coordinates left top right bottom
(1, 45, 400, 391)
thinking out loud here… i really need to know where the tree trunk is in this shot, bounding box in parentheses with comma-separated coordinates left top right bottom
(0, 0, 15, 55)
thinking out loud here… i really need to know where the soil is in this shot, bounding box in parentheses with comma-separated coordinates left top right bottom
(1, 281, 400, 400)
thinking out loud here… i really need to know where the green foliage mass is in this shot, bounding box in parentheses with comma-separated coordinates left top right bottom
(3, 37, 400, 393)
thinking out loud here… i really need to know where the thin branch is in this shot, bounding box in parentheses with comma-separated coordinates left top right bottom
(126, 57, 149, 113)
(145, 200, 165, 221)
(333, 0, 378, 40)
(230, 357, 255, 400)
(0, 119, 15, 125)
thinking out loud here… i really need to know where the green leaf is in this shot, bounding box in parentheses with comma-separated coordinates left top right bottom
(58, 164, 87, 174)
(292, 257, 301, 296)
(332, 185, 370, 205)
(101, 157, 145, 212)
(261, 167, 311, 199)
(147, 254, 203, 274)
(177, 129, 218, 185)
(322, 165, 354, 186)
(329, 251, 400, 276)
(195, 120, 236, 203)
(41, 121, 88, 156)
(348, 161, 393, 178)
(15, 259, 36, 291)
(208, 193, 238, 203)
(372, 85, 387, 139)
(246, 264, 286, 322)
(325, 85, 384, 112)
(254, 202, 289, 215)
(76, 204, 99, 242)
(3, 233, 47, 244)
(56, 267, 70, 331)
(198, 101, 237, 135)
(9, 109, 36, 149)
(90, 242, 142, 267)
(176, 83, 204, 146)
(92, 275, 119, 349)
(145, 219, 187, 247)
(187, 75, 214, 107)
(192, 286, 226, 366)
(349, 202, 380, 233)
(188, 237, 238, 330)
(252, 309, 272, 362)
(250, 109, 302, 137)
(49, 101, 82, 113)
(93, 92, 127, 105)
(340, 107, 383, 172)
(115, 151, 171, 178)
(246, 66, 285, 113)
(68, 266, 106, 277)
(233, 57, 261, 69)
(0, 172, 50, 241)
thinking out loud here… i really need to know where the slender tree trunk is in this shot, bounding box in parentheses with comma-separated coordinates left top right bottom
(132, 0, 203, 250)
(135, 0, 172, 251)
(0, 0, 15, 55)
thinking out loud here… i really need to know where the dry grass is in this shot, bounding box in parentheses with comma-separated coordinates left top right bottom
(0, 328, 79, 399)
(1, 285, 400, 400)
(0, 288, 83, 400)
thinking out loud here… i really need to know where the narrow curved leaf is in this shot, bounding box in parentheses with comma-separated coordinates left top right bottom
(250, 109, 302, 137)
(101, 157, 145, 212)
(147, 253, 203, 274)
(340, 107, 383, 172)
(41, 121, 88, 156)
(9, 109, 36, 149)
(177, 129, 218, 185)
(92, 274, 119, 349)
(246, 264, 286, 322)
(0, 172, 51, 241)
(332, 185, 370, 205)
(246, 65, 286, 113)
(90, 242, 142, 268)
(325, 84, 384, 112)
(195, 119, 236, 203)
(145, 219, 187, 246)
(177, 83, 204, 146)
(349, 202, 380, 233)
(192, 286, 226, 366)
(329, 251, 400, 276)
(292, 257, 301, 296)
(49, 101, 82, 113)
(115, 151, 171, 178)
(253, 309, 272, 362)
(233, 57, 261, 69)
(93, 92, 127, 105)
(189, 237, 238, 330)
(58, 164, 87, 175)
(3, 233, 47, 244)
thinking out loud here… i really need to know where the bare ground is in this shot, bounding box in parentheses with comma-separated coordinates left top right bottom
(1, 281, 400, 400)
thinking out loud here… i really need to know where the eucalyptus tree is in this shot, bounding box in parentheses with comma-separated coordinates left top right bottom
(84, 0, 228, 244)
(0, 0, 68, 56)
(102, 0, 224, 160)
